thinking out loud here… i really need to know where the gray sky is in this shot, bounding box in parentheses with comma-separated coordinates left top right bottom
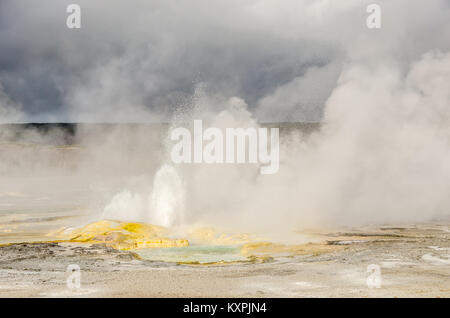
(0, 0, 449, 122)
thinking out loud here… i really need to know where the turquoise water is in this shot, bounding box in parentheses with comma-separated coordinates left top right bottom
(135, 245, 246, 264)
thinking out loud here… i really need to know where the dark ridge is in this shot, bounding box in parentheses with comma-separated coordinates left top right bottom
(0, 122, 321, 130)
(0, 123, 76, 134)
(0, 122, 321, 145)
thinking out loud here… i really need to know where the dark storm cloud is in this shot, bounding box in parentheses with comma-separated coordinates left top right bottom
(0, 0, 449, 122)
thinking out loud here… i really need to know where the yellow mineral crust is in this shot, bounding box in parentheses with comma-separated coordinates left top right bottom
(241, 241, 345, 257)
(63, 220, 189, 250)
(189, 227, 256, 245)
(49, 221, 343, 260)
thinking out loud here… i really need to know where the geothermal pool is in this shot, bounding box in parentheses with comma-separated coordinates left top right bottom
(135, 245, 246, 264)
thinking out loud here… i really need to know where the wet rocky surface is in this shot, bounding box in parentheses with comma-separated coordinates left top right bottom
(0, 224, 448, 297)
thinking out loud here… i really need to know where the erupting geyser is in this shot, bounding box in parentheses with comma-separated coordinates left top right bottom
(102, 164, 185, 228)
(149, 164, 186, 227)
(103, 190, 145, 222)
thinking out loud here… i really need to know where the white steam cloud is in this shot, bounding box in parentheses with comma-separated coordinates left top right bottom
(0, 1, 449, 237)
